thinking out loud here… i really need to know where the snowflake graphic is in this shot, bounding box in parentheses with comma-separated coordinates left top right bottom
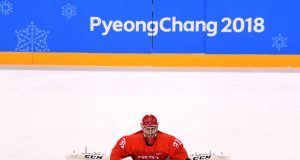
(0, 0, 13, 15)
(62, 3, 76, 19)
(272, 34, 288, 51)
(15, 22, 50, 52)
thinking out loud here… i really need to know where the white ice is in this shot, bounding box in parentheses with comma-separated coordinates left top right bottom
(0, 67, 300, 160)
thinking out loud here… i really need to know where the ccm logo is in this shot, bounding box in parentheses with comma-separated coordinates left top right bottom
(84, 155, 103, 159)
(192, 156, 211, 160)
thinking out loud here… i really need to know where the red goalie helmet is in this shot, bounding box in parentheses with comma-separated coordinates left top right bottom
(141, 114, 159, 146)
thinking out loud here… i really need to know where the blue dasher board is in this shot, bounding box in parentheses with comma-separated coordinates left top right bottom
(0, 0, 299, 54)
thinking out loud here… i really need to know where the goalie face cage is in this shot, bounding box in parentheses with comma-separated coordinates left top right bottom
(141, 124, 158, 138)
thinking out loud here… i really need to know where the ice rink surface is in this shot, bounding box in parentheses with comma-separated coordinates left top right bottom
(0, 67, 300, 160)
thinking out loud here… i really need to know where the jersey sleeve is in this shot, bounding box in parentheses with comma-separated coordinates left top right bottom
(110, 136, 130, 160)
(170, 138, 189, 160)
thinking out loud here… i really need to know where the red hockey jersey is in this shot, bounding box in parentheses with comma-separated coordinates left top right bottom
(110, 130, 188, 160)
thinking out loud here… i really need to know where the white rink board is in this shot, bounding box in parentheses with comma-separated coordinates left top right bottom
(0, 67, 300, 160)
